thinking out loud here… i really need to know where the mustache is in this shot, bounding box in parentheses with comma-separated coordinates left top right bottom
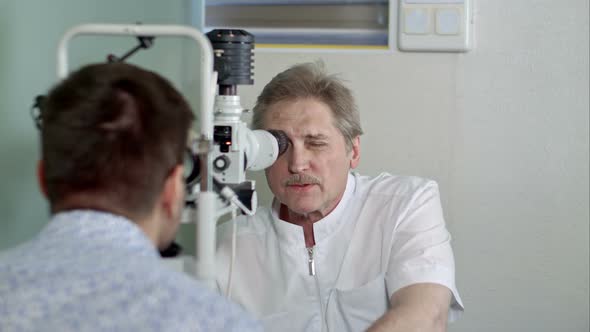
(283, 174, 321, 186)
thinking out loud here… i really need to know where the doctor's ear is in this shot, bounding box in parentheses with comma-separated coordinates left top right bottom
(349, 136, 360, 169)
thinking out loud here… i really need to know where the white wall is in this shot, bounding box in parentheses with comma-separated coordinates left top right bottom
(241, 1, 589, 331)
(452, 2, 589, 330)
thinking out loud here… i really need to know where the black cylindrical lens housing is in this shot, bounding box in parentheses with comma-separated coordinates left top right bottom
(206, 29, 254, 93)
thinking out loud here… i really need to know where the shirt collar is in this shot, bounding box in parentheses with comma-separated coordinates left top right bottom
(270, 173, 357, 248)
(40, 209, 160, 258)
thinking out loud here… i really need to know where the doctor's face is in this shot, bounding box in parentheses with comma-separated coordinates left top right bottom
(263, 98, 360, 219)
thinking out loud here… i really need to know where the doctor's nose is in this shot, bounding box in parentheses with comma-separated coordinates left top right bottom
(287, 145, 310, 174)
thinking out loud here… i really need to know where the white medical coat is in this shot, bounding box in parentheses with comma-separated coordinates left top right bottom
(216, 172, 464, 332)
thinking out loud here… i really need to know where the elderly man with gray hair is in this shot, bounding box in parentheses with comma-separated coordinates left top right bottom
(216, 62, 464, 332)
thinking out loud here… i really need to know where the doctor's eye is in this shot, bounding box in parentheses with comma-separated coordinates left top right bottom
(308, 141, 327, 148)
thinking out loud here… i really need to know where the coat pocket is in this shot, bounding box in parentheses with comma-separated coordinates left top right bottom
(327, 274, 389, 332)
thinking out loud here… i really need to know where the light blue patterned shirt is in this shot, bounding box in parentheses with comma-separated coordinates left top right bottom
(0, 210, 262, 332)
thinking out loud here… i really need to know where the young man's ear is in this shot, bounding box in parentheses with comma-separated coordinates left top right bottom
(349, 136, 361, 169)
(37, 160, 49, 198)
(161, 165, 185, 220)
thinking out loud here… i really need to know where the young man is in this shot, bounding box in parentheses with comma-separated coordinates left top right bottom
(0, 63, 261, 331)
(216, 62, 464, 331)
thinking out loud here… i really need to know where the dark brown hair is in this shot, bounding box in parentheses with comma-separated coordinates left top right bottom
(40, 62, 193, 217)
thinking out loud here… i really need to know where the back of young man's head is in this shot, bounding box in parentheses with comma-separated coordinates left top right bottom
(39, 63, 193, 220)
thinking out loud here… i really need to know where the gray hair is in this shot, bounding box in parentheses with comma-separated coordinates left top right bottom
(252, 62, 363, 150)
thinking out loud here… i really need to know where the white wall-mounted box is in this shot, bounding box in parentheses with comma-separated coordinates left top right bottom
(398, 0, 473, 52)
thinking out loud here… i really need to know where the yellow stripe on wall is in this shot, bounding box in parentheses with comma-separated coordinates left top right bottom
(256, 44, 390, 50)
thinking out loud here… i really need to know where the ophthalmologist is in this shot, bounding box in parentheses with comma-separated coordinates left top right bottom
(216, 62, 464, 332)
